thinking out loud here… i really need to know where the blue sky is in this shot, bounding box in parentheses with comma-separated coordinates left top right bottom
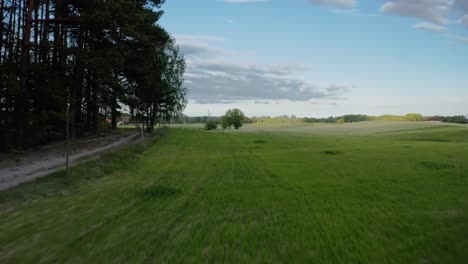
(160, 0, 468, 117)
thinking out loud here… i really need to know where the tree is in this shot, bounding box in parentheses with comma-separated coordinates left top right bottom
(442, 116, 467, 124)
(404, 113, 424, 121)
(0, 0, 186, 150)
(225, 108, 245, 129)
(221, 115, 230, 130)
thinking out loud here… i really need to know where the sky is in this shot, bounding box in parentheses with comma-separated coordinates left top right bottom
(159, 0, 468, 117)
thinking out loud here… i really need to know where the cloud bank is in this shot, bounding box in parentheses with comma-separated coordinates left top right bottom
(175, 34, 350, 104)
(307, 0, 356, 8)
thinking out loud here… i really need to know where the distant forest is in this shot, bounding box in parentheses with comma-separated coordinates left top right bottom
(173, 114, 468, 125)
(303, 114, 468, 124)
(0, 0, 186, 151)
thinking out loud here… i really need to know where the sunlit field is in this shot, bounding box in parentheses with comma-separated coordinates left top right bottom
(237, 121, 458, 135)
(1, 122, 468, 263)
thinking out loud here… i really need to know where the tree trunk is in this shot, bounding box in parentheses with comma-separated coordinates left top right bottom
(111, 101, 118, 129)
(17, 0, 35, 146)
(0, 0, 5, 60)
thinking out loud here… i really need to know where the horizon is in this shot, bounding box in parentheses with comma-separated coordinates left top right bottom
(160, 0, 468, 117)
(178, 113, 468, 119)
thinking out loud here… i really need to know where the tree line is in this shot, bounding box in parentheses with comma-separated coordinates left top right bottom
(303, 114, 467, 124)
(174, 114, 253, 126)
(0, 0, 186, 151)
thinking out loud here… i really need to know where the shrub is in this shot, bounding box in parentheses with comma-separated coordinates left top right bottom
(404, 113, 424, 121)
(224, 108, 246, 129)
(204, 120, 218, 130)
(336, 118, 345, 124)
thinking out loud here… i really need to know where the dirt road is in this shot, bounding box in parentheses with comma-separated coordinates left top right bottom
(0, 132, 140, 191)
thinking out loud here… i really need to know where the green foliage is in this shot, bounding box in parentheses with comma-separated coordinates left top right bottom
(404, 113, 425, 121)
(221, 116, 230, 130)
(372, 115, 407, 121)
(303, 116, 340, 123)
(225, 108, 246, 129)
(441, 116, 468, 124)
(304, 115, 370, 124)
(243, 116, 254, 124)
(372, 114, 425, 121)
(342, 114, 371, 122)
(204, 120, 218, 130)
(0, 0, 186, 150)
(335, 118, 345, 124)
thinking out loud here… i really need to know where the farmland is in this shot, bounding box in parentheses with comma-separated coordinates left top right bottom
(1, 122, 468, 263)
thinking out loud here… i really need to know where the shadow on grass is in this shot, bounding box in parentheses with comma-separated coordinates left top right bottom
(0, 131, 166, 205)
(140, 185, 181, 200)
(321, 150, 342, 155)
(420, 161, 455, 170)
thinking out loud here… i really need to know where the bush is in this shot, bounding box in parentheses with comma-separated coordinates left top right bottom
(204, 120, 218, 130)
(224, 108, 246, 129)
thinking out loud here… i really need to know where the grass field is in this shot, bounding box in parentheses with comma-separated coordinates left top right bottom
(1, 122, 468, 263)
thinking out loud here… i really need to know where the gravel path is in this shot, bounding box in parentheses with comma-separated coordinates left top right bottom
(0, 132, 140, 191)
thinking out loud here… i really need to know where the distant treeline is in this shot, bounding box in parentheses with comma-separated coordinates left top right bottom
(429, 116, 468, 124)
(303, 114, 467, 124)
(304, 114, 372, 124)
(174, 114, 467, 125)
(173, 115, 254, 124)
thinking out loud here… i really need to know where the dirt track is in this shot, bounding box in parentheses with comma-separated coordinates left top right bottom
(0, 132, 140, 191)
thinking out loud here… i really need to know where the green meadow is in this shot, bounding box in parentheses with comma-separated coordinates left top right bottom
(1, 122, 468, 263)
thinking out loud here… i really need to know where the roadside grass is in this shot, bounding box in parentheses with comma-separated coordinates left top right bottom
(0, 135, 157, 204)
(0, 124, 467, 263)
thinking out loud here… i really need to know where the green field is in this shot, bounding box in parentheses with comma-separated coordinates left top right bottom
(1, 122, 468, 263)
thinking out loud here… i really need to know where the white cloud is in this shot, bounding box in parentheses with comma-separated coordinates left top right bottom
(173, 34, 233, 58)
(184, 95, 468, 117)
(331, 8, 378, 17)
(453, 0, 468, 13)
(412, 22, 447, 32)
(173, 34, 350, 103)
(381, 0, 452, 24)
(461, 15, 468, 27)
(307, 0, 356, 8)
(456, 35, 468, 42)
(185, 61, 349, 103)
(380, 0, 468, 35)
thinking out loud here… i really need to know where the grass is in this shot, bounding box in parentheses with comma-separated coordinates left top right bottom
(0, 122, 468, 263)
(233, 121, 461, 136)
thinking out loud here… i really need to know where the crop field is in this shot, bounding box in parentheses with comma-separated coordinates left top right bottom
(1, 122, 468, 263)
(238, 121, 465, 135)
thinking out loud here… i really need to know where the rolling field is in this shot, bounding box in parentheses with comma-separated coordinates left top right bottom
(1, 122, 468, 263)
